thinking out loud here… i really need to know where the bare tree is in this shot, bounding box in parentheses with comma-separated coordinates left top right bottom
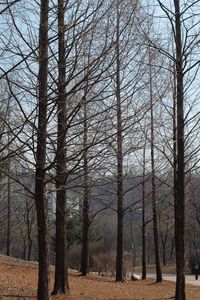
(115, 0, 124, 282)
(80, 81, 90, 276)
(52, 0, 69, 294)
(149, 47, 162, 283)
(173, 2, 185, 298)
(141, 136, 147, 279)
(143, 0, 200, 297)
(34, 0, 50, 299)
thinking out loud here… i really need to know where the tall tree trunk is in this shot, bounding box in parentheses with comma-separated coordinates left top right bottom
(27, 208, 33, 261)
(6, 110, 11, 257)
(130, 208, 134, 272)
(80, 95, 90, 276)
(35, 0, 50, 299)
(172, 55, 177, 265)
(80, 195, 89, 276)
(6, 173, 11, 256)
(142, 143, 146, 280)
(173, 1, 185, 299)
(149, 48, 162, 283)
(115, 1, 124, 282)
(52, 0, 69, 294)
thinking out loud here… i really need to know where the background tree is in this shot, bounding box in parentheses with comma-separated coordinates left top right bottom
(149, 46, 162, 283)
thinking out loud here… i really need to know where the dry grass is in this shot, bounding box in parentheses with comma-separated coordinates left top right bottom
(0, 255, 199, 300)
(133, 264, 177, 274)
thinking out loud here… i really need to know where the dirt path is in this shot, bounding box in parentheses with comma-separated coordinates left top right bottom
(0, 255, 200, 299)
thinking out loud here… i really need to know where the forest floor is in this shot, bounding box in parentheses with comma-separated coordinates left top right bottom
(0, 255, 200, 300)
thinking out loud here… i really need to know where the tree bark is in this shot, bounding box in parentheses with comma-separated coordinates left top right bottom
(35, 0, 50, 299)
(161, 235, 167, 266)
(6, 174, 11, 256)
(27, 211, 33, 261)
(80, 95, 90, 276)
(149, 48, 162, 283)
(115, 1, 124, 282)
(80, 202, 89, 276)
(170, 236, 175, 262)
(52, 0, 69, 294)
(142, 144, 146, 280)
(6, 113, 11, 257)
(173, 1, 185, 299)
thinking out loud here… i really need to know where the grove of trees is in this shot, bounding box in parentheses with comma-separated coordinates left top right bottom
(1, 1, 200, 300)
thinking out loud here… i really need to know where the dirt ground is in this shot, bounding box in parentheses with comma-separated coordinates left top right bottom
(0, 255, 200, 300)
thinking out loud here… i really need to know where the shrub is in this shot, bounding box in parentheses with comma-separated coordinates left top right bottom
(188, 253, 200, 274)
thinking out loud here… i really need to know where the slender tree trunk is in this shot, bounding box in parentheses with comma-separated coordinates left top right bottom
(27, 219, 33, 261)
(35, 0, 50, 299)
(6, 174, 11, 256)
(149, 48, 162, 283)
(130, 208, 134, 273)
(147, 239, 151, 265)
(142, 144, 146, 280)
(26, 198, 33, 261)
(173, 1, 185, 299)
(170, 236, 175, 262)
(80, 96, 90, 276)
(163, 252, 166, 266)
(22, 237, 26, 260)
(35, 172, 50, 300)
(80, 200, 89, 276)
(159, 218, 169, 267)
(115, 1, 124, 282)
(53, 186, 68, 294)
(52, 0, 69, 294)
(172, 56, 177, 266)
(6, 112, 11, 257)
(27, 237, 32, 261)
(161, 236, 167, 266)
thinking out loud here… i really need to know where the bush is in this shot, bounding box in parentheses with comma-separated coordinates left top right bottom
(89, 241, 116, 275)
(188, 253, 200, 274)
(68, 244, 81, 270)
